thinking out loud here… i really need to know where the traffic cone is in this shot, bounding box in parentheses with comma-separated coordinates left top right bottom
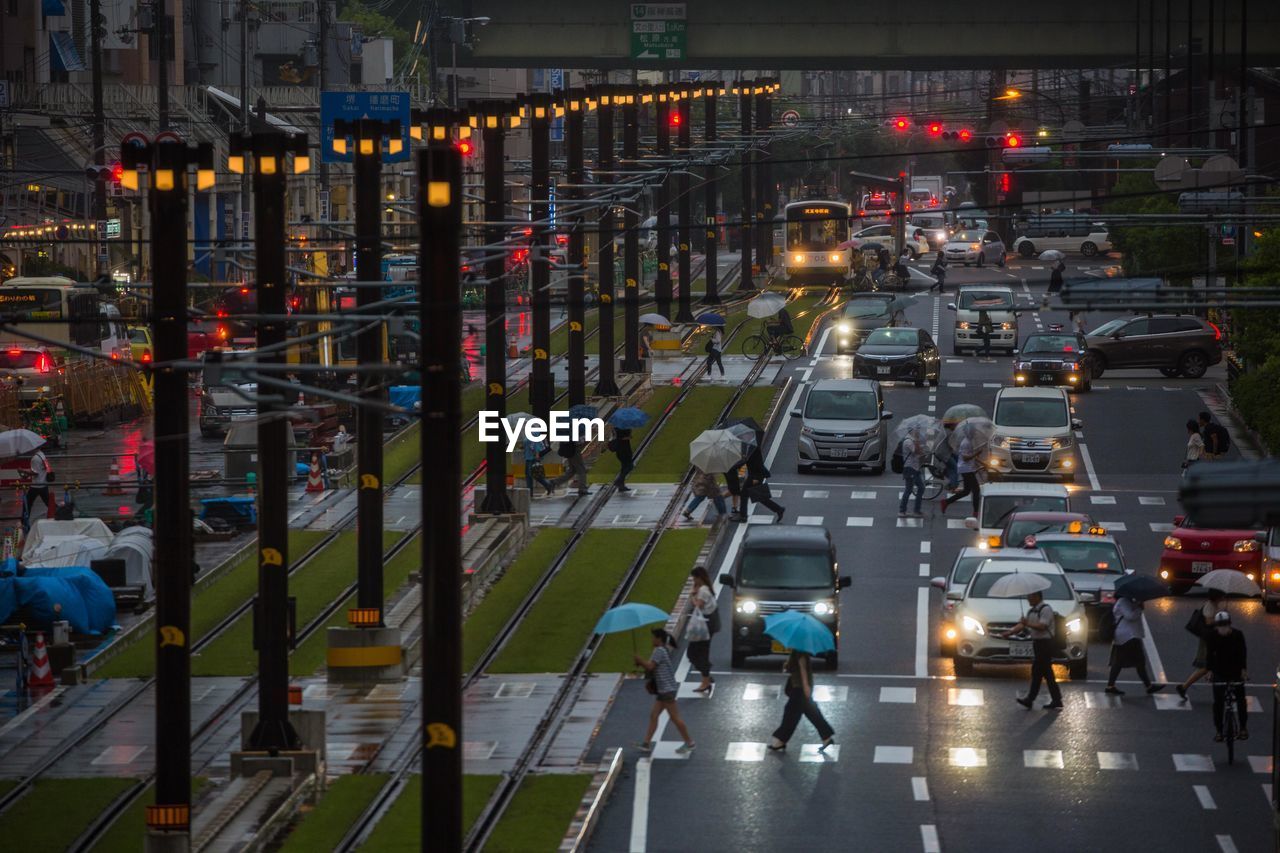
(305, 453, 326, 492)
(27, 632, 54, 690)
(508, 335, 518, 358)
(105, 460, 124, 495)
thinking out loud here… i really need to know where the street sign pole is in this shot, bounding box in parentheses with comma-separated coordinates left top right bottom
(620, 86, 643, 373)
(593, 86, 620, 396)
(702, 86, 720, 306)
(756, 83, 773, 272)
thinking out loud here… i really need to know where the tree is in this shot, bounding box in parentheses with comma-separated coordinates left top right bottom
(1103, 172, 1201, 284)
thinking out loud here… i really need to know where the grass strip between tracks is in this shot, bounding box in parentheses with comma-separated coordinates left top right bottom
(589, 528, 710, 673)
(384, 384, 485, 485)
(192, 530, 404, 676)
(277, 774, 388, 853)
(95, 529, 331, 679)
(588, 386, 680, 484)
(88, 778, 209, 853)
(489, 528, 648, 673)
(358, 774, 500, 851)
(628, 387, 735, 483)
(0, 777, 135, 850)
(728, 385, 781, 423)
(462, 527, 575, 674)
(485, 774, 592, 853)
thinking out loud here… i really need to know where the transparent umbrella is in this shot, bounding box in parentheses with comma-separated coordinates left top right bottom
(948, 417, 997, 452)
(988, 572, 1052, 598)
(746, 292, 787, 318)
(942, 403, 987, 426)
(1194, 570, 1262, 597)
(891, 414, 943, 453)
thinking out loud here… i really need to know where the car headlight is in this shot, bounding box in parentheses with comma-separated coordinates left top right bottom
(999, 322, 1014, 330)
(1066, 618, 1083, 635)
(969, 243, 981, 250)
(1046, 438, 1062, 450)
(205, 406, 220, 417)
(957, 321, 971, 330)
(1015, 374, 1027, 382)
(736, 600, 758, 615)
(837, 322, 851, 334)
(961, 615, 985, 636)
(993, 435, 1012, 449)
(812, 600, 834, 617)
(1233, 539, 1259, 553)
(801, 426, 813, 436)
(1016, 362, 1031, 370)
(1163, 536, 1183, 551)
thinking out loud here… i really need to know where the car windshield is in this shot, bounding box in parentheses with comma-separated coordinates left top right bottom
(958, 291, 1014, 310)
(1037, 541, 1124, 574)
(0, 350, 43, 369)
(1007, 519, 1083, 543)
(739, 550, 831, 589)
(128, 328, 149, 343)
(982, 495, 1069, 528)
(995, 398, 1068, 428)
(805, 389, 879, 420)
(969, 572, 1073, 600)
(952, 231, 983, 243)
(865, 329, 917, 347)
(1022, 335, 1079, 354)
(952, 555, 1030, 585)
(844, 300, 891, 318)
(1089, 318, 1127, 336)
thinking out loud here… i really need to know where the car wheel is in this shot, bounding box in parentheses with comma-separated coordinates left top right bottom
(200, 427, 221, 438)
(1178, 350, 1209, 379)
(872, 462, 885, 476)
(954, 657, 974, 677)
(1081, 241, 1098, 257)
(1088, 351, 1106, 379)
(915, 376, 925, 387)
(997, 253, 1006, 268)
(798, 463, 813, 474)
(1082, 379, 1092, 392)
(731, 650, 746, 668)
(1264, 598, 1280, 614)
(1170, 583, 1191, 596)
(976, 252, 984, 268)
(1159, 367, 1182, 378)
(1062, 472, 1076, 484)
(1019, 242, 1036, 258)
(939, 638, 955, 658)
(1068, 657, 1089, 680)
(952, 345, 963, 356)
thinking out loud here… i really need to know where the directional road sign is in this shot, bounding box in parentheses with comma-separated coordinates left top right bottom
(320, 91, 411, 164)
(631, 19, 686, 59)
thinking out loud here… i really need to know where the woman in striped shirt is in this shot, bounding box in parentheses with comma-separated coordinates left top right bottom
(634, 628, 696, 754)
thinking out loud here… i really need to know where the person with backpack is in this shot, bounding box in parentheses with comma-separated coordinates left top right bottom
(896, 427, 925, 518)
(1198, 411, 1230, 460)
(523, 437, 555, 497)
(999, 589, 1063, 710)
(940, 431, 981, 515)
(703, 327, 725, 377)
(22, 447, 56, 533)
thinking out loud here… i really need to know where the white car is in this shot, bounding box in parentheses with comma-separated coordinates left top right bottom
(987, 387, 1081, 482)
(944, 229, 1006, 267)
(951, 558, 1089, 678)
(1012, 219, 1112, 258)
(948, 285, 1019, 355)
(931, 547, 1047, 655)
(852, 224, 930, 260)
(963, 481, 1072, 549)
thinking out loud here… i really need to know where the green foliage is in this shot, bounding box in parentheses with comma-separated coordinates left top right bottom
(1103, 172, 1203, 283)
(1233, 227, 1280, 366)
(1229, 355, 1280, 451)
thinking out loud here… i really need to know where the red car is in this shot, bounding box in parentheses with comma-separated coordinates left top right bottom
(991, 511, 1097, 551)
(1159, 514, 1264, 593)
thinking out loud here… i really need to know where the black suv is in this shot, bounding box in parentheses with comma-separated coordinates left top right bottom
(1085, 315, 1222, 379)
(720, 526, 850, 668)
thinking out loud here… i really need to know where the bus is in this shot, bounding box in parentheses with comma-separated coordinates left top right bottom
(0, 276, 129, 359)
(783, 200, 853, 285)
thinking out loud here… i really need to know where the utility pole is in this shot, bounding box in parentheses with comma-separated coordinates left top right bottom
(675, 85, 693, 323)
(525, 93, 554, 421)
(654, 93, 673, 319)
(90, 0, 107, 277)
(755, 82, 773, 273)
(593, 86, 620, 396)
(620, 86, 643, 373)
(737, 82, 755, 292)
(702, 86, 720, 306)
(154, 0, 169, 130)
(239, 0, 251, 254)
(127, 134, 213, 852)
(478, 103, 516, 512)
(317, 0, 329, 237)
(564, 90, 587, 406)
(419, 122, 464, 853)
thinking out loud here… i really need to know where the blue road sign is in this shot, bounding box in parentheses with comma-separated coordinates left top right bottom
(320, 90, 411, 164)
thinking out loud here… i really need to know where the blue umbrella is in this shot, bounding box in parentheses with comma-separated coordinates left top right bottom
(696, 312, 725, 326)
(610, 407, 649, 429)
(594, 602, 670, 635)
(569, 403, 599, 419)
(1113, 573, 1170, 602)
(763, 611, 836, 655)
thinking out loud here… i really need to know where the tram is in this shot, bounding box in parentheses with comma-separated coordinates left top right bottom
(782, 200, 853, 285)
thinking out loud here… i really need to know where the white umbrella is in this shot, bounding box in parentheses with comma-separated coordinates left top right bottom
(1039, 249, 1065, 262)
(948, 417, 997, 452)
(689, 428, 748, 474)
(988, 572, 1052, 598)
(0, 428, 45, 458)
(746, 292, 788, 318)
(639, 312, 671, 327)
(1194, 570, 1262, 597)
(891, 414, 942, 448)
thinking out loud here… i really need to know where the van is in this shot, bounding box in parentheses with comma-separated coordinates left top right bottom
(793, 378, 893, 473)
(987, 387, 1082, 482)
(947, 286, 1019, 355)
(963, 482, 1072, 548)
(1012, 216, 1111, 258)
(720, 526, 851, 668)
(909, 212, 953, 248)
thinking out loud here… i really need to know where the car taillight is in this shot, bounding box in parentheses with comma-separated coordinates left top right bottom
(1208, 321, 1221, 341)
(36, 353, 51, 373)
(1101, 591, 1116, 604)
(141, 350, 152, 364)
(930, 198, 938, 206)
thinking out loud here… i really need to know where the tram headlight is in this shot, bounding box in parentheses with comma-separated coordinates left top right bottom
(793, 253, 804, 264)
(828, 253, 841, 263)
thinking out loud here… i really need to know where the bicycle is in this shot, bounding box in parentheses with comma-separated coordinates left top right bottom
(741, 326, 805, 361)
(1216, 680, 1246, 765)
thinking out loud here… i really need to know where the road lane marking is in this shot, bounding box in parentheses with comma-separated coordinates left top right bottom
(0, 686, 65, 739)
(921, 825, 941, 853)
(919, 562, 930, 577)
(1078, 442, 1101, 490)
(629, 757, 652, 852)
(912, 777, 930, 801)
(920, 541, 931, 554)
(915, 587, 929, 677)
(1142, 615, 1168, 683)
(1216, 836, 1238, 853)
(1194, 785, 1217, 809)
(801, 367, 813, 381)
(764, 383, 805, 471)
(812, 325, 832, 358)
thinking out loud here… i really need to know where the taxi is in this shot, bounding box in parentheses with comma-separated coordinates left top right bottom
(951, 558, 1089, 679)
(991, 511, 1098, 551)
(1030, 531, 1130, 639)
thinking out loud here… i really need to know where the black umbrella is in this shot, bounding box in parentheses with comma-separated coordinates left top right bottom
(1113, 573, 1170, 602)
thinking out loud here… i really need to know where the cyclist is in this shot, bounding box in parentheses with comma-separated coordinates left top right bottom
(1205, 611, 1248, 742)
(765, 306, 793, 344)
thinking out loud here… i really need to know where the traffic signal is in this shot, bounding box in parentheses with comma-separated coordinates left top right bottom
(670, 110, 682, 127)
(1004, 133, 1021, 148)
(111, 161, 124, 182)
(999, 173, 1012, 193)
(927, 121, 943, 136)
(892, 117, 909, 131)
(942, 129, 974, 142)
(455, 139, 474, 157)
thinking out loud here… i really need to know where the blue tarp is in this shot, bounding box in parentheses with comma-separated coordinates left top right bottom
(42, 0, 66, 15)
(0, 565, 116, 635)
(389, 386, 421, 413)
(49, 32, 85, 72)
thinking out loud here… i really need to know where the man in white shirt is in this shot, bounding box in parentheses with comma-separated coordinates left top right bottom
(1000, 590, 1063, 710)
(898, 428, 925, 517)
(23, 448, 55, 532)
(940, 434, 981, 514)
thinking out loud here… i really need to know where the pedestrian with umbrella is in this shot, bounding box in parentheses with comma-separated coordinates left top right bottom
(683, 467, 727, 523)
(1176, 572, 1258, 700)
(634, 627, 696, 754)
(993, 574, 1063, 710)
(763, 611, 836, 753)
(703, 325, 725, 377)
(941, 417, 993, 515)
(1041, 250, 1066, 295)
(897, 422, 927, 518)
(551, 405, 596, 497)
(1104, 584, 1166, 695)
(15, 433, 56, 533)
(609, 408, 648, 493)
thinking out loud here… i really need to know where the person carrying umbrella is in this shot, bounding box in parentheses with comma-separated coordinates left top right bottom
(1048, 259, 1066, 295)
(739, 452, 784, 523)
(998, 587, 1063, 710)
(634, 628, 696, 754)
(1104, 596, 1164, 695)
(523, 437, 555, 497)
(682, 468, 727, 523)
(898, 425, 926, 518)
(610, 427, 635, 492)
(1176, 588, 1228, 700)
(767, 306, 793, 344)
(940, 423, 984, 515)
(768, 648, 835, 753)
(704, 326, 725, 377)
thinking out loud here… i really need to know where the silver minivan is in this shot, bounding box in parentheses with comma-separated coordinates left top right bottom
(793, 378, 893, 474)
(948, 285, 1020, 355)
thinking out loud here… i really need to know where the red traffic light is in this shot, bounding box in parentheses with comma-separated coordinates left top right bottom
(892, 117, 909, 131)
(455, 140, 474, 156)
(958, 129, 972, 142)
(670, 111, 682, 127)
(1004, 133, 1021, 148)
(111, 162, 124, 183)
(999, 173, 1012, 193)
(927, 122, 942, 135)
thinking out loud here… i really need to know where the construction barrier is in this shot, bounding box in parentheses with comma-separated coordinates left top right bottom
(28, 631, 54, 689)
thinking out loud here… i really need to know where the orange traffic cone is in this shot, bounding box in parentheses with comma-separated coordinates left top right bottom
(105, 460, 124, 495)
(27, 632, 54, 690)
(305, 453, 326, 492)
(508, 335, 518, 358)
